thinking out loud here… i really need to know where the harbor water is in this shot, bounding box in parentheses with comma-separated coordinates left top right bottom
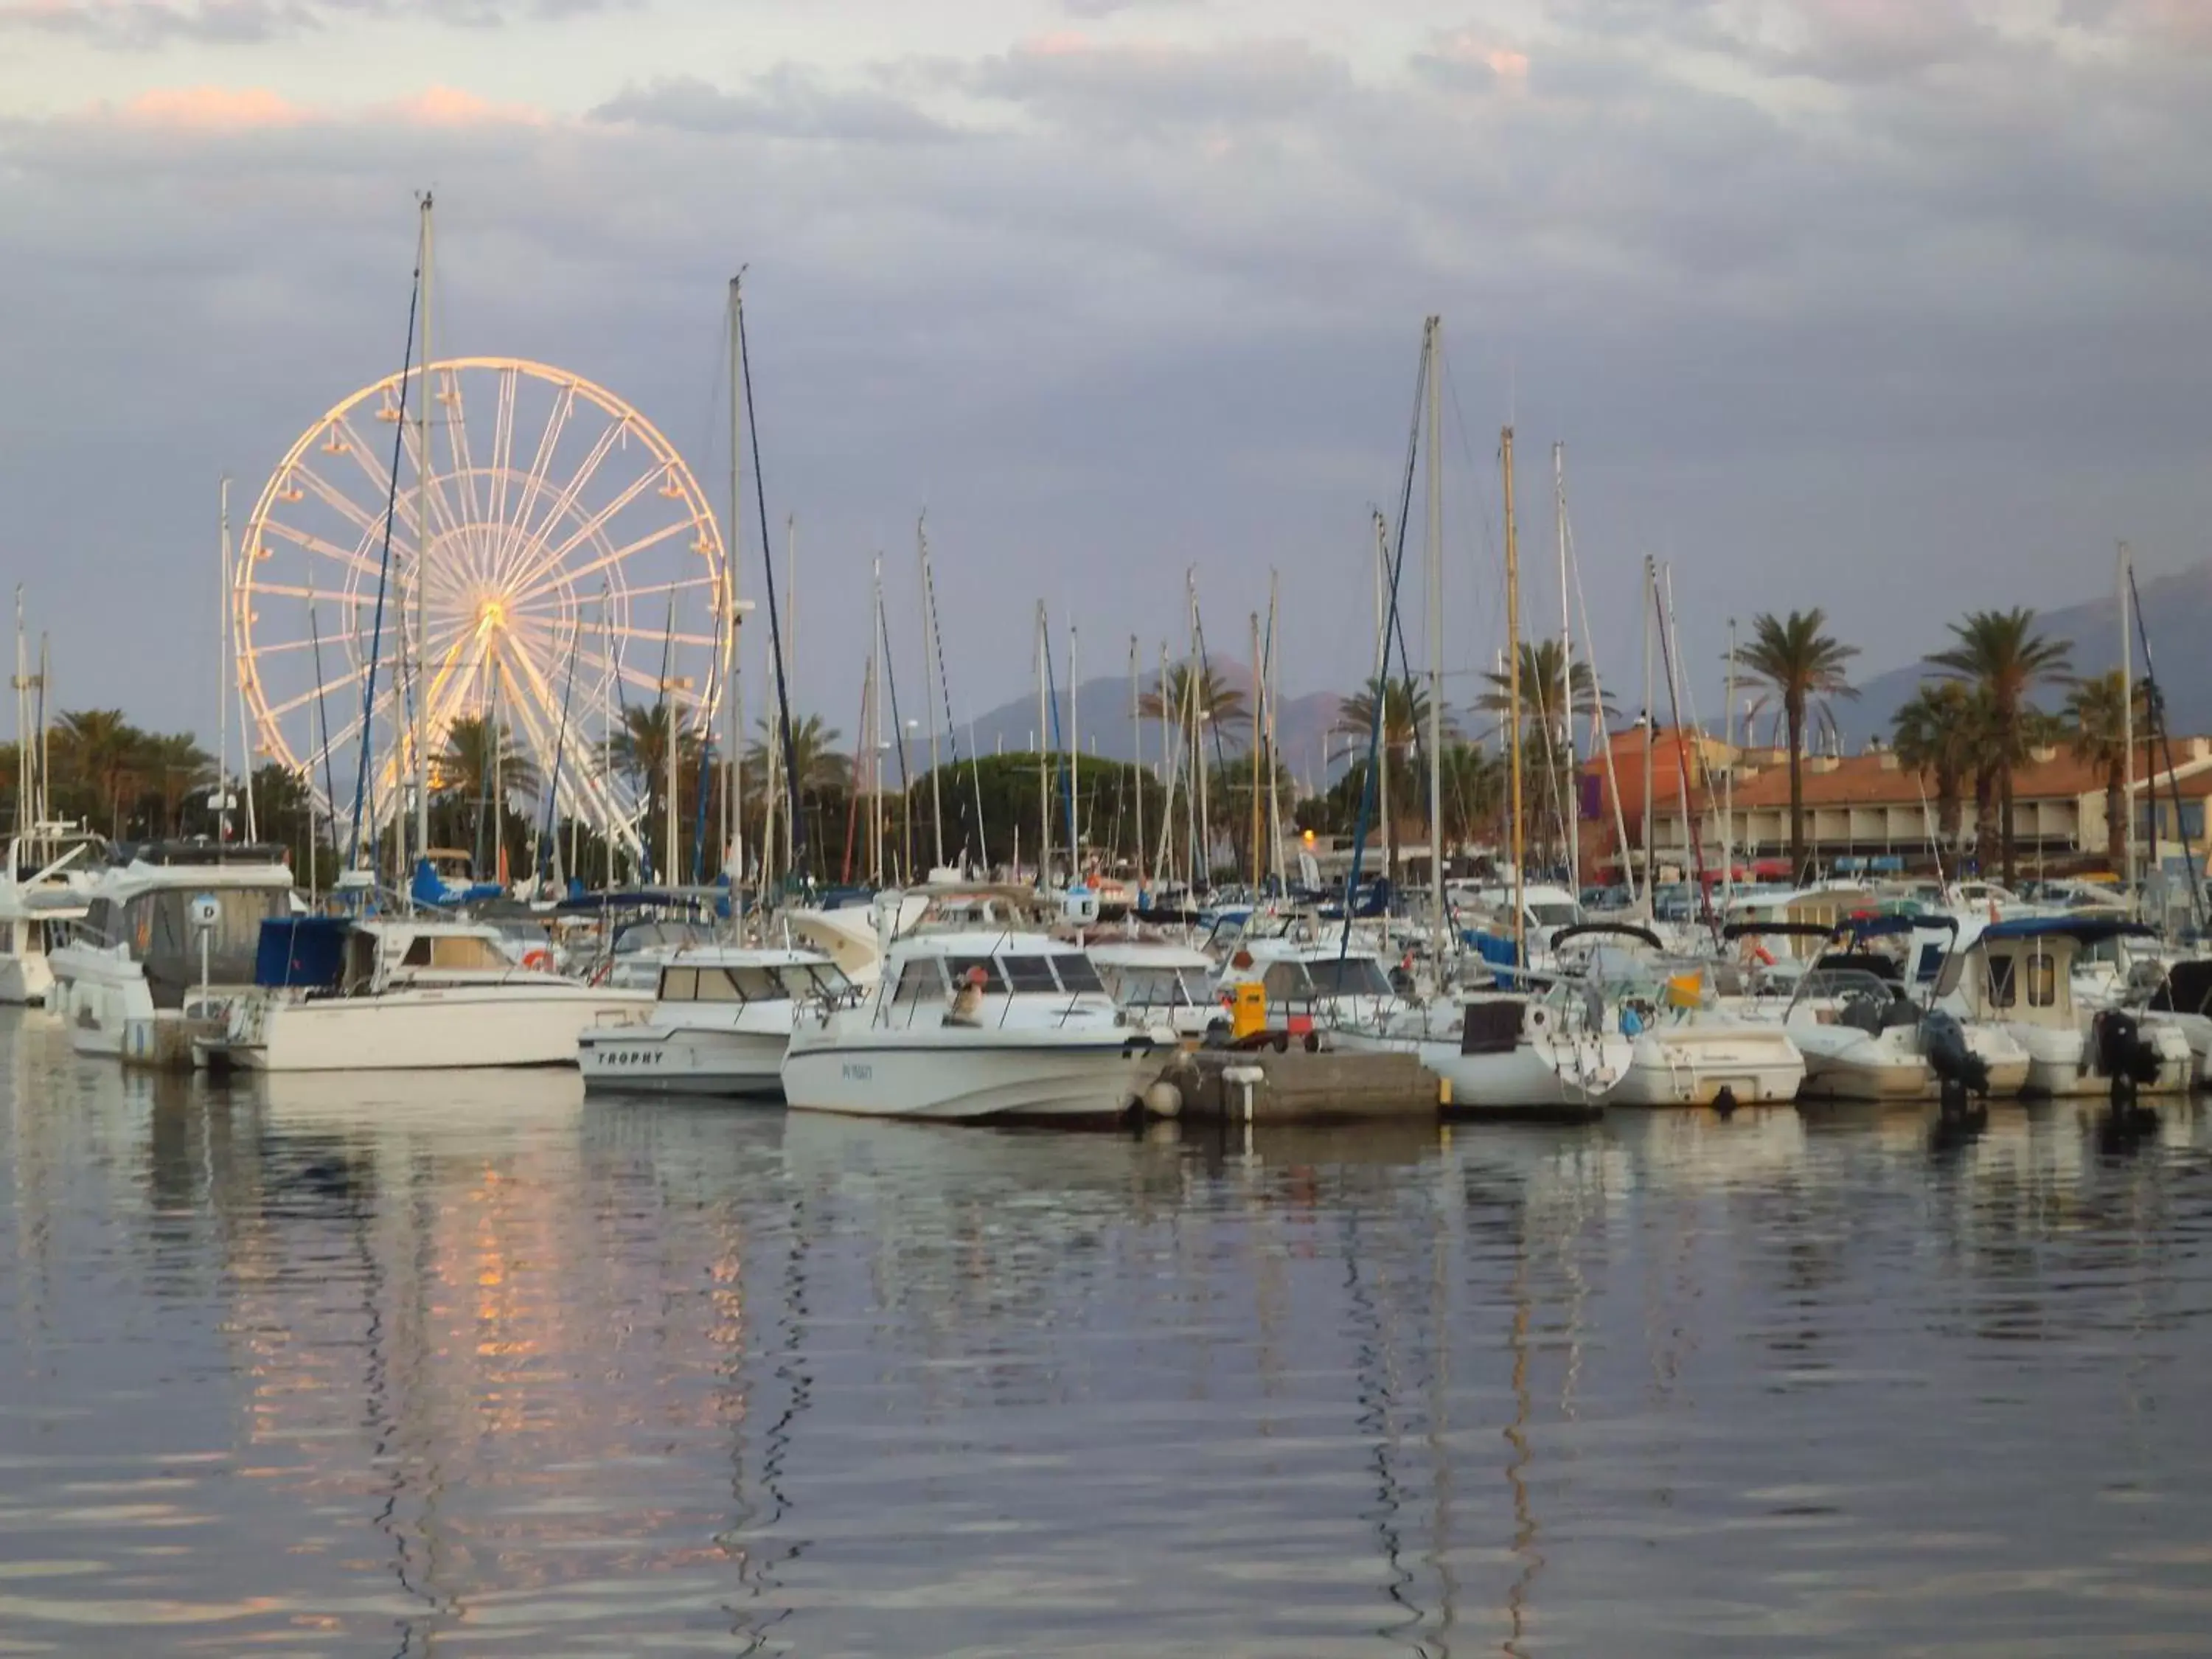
(4, 1006, 2211, 1656)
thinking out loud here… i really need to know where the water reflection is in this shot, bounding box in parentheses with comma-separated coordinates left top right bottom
(2, 1010, 2211, 1655)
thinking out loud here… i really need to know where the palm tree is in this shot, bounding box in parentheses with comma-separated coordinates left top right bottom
(1733, 611, 1859, 879)
(746, 713, 851, 796)
(1891, 681, 1977, 860)
(137, 732, 214, 835)
(1478, 640, 1615, 865)
(52, 709, 142, 838)
(1927, 608, 2072, 886)
(2067, 670, 2144, 874)
(1334, 677, 1458, 878)
(437, 716, 541, 806)
(1138, 663, 1251, 742)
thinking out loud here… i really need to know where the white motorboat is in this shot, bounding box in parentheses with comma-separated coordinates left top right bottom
(1938, 917, 2192, 1099)
(579, 945, 852, 1096)
(0, 827, 100, 1006)
(1551, 923, 1806, 1108)
(2140, 957, 2212, 1086)
(1088, 935, 1222, 1042)
(212, 914, 650, 1072)
(781, 927, 1166, 1123)
(1334, 981, 1634, 1109)
(1212, 934, 1409, 1033)
(49, 841, 296, 1068)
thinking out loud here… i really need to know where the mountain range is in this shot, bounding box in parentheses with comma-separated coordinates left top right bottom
(927, 559, 2212, 785)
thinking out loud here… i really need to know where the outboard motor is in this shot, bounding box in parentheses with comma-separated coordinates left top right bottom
(1921, 1009, 1991, 1125)
(2093, 1009, 2163, 1126)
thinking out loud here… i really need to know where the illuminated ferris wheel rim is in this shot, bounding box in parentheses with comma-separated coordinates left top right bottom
(232, 355, 733, 849)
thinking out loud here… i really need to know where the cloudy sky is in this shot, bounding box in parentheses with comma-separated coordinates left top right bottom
(3, 0, 2209, 753)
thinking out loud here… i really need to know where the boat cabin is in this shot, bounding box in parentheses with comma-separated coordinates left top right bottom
(873, 931, 1113, 1031)
(75, 853, 293, 1006)
(656, 953, 853, 1006)
(1947, 918, 2157, 1030)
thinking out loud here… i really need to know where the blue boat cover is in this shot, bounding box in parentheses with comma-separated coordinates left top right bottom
(1978, 915, 2154, 945)
(255, 916, 349, 989)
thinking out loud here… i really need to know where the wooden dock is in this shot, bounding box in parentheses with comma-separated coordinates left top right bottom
(1158, 1046, 1604, 1127)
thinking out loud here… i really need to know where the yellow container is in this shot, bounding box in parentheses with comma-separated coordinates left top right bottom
(1229, 981, 1267, 1040)
(1663, 971, 1704, 1010)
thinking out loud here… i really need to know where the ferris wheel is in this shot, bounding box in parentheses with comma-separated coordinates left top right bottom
(234, 357, 731, 862)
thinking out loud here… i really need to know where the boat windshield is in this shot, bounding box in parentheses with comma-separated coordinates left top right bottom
(1530, 902, 1580, 928)
(1792, 967, 1904, 1006)
(1307, 957, 1393, 999)
(1105, 965, 1213, 1009)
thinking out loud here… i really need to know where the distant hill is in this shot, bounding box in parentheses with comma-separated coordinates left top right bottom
(1839, 560, 2212, 743)
(938, 661, 1347, 793)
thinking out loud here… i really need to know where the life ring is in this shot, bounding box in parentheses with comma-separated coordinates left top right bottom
(1752, 943, 1775, 967)
(521, 947, 554, 973)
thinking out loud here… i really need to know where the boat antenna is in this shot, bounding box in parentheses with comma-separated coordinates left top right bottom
(346, 235, 421, 874)
(734, 277, 807, 884)
(540, 611, 582, 888)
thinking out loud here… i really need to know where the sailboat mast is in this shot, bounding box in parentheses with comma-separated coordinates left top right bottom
(1068, 619, 1081, 872)
(1555, 442, 1577, 894)
(919, 517, 942, 873)
(11, 587, 24, 845)
(1424, 317, 1445, 960)
(412, 191, 434, 881)
(1641, 554, 1655, 908)
(1724, 615, 1739, 907)
(218, 476, 232, 842)
(726, 274, 745, 898)
(1130, 635, 1144, 898)
(2121, 540, 2136, 903)
(1267, 571, 1285, 891)
(1503, 426, 1525, 966)
(1036, 602, 1051, 889)
(1249, 608, 1264, 888)
(1372, 512, 1392, 894)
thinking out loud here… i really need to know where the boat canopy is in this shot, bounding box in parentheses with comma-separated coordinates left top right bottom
(1721, 920, 1834, 941)
(1978, 917, 2157, 946)
(1553, 922, 1663, 952)
(1842, 913, 1956, 941)
(255, 916, 349, 990)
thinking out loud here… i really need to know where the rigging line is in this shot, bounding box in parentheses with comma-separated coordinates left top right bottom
(2129, 565, 2205, 933)
(1652, 565, 1714, 933)
(1340, 324, 1430, 976)
(877, 579, 914, 878)
(1042, 617, 1077, 869)
(347, 246, 420, 874)
(922, 547, 967, 844)
(736, 281, 807, 885)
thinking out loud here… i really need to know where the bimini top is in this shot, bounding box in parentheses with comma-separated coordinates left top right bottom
(1978, 916, 2157, 946)
(1553, 921, 1663, 952)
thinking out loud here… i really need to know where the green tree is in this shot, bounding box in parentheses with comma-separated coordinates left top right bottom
(1733, 611, 1859, 878)
(1926, 608, 2073, 886)
(1478, 640, 1614, 866)
(135, 732, 215, 837)
(2066, 669, 2145, 875)
(52, 709, 142, 837)
(1333, 676, 1455, 880)
(1891, 680, 1978, 858)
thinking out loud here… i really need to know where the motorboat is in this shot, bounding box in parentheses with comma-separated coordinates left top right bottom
(1720, 917, 2028, 1102)
(1937, 917, 2192, 1098)
(1212, 933, 1410, 1033)
(1088, 935, 1224, 1042)
(48, 841, 296, 1068)
(780, 927, 1166, 1123)
(209, 914, 650, 1072)
(1551, 922, 1806, 1109)
(0, 826, 101, 1005)
(1333, 979, 1634, 1110)
(579, 945, 852, 1096)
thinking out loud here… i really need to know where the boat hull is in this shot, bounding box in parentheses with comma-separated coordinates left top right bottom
(0, 953, 53, 1006)
(224, 986, 651, 1072)
(1610, 1026, 1806, 1108)
(781, 1032, 1166, 1122)
(1332, 1026, 1630, 1108)
(580, 1020, 789, 1097)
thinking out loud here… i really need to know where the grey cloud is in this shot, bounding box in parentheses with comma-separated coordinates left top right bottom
(591, 69, 958, 145)
(4, 15, 2212, 734)
(0, 0, 633, 48)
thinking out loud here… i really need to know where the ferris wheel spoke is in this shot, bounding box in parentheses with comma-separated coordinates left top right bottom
(437, 364, 483, 533)
(507, 416, 630, 581)
(397, 416, 470, 560)
(249, 581, 383, 606)
(503, 382, 579, 585)
(505, 508, 695, 612)
(485, 365, 519, 540)
(511, 572, 716, 622)
(283, 459, 400, 551)
(256, 517, 390, 582)
(261, 657, 375, 723)
(573, 645, 703, 703)
(330, 413, 426, 545)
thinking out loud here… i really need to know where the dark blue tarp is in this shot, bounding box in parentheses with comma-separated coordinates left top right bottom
(255, 916, 349, 989)
(1979, 916, 2154, 945)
